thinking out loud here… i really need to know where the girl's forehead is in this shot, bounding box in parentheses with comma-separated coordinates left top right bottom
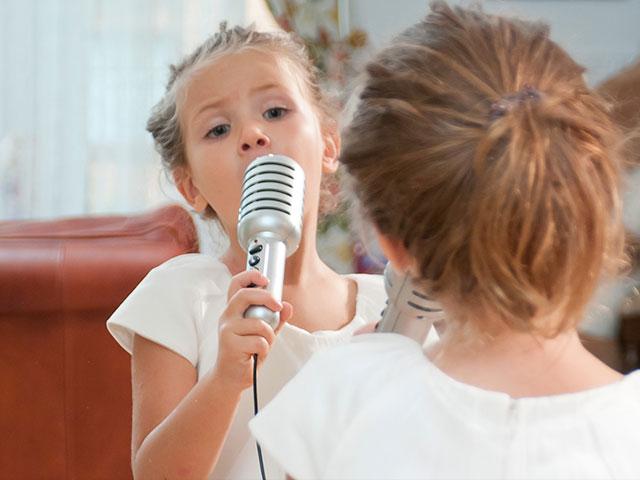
(195, 49, 303, 92)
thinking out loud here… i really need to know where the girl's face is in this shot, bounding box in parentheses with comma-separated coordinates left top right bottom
(175, 49, 338, 247)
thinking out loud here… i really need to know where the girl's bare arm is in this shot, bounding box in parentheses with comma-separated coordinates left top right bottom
(131, 335, 242, 480)
(130, 270, 291, 480)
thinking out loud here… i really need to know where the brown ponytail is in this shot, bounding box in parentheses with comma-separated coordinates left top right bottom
(341, 1, 626, 336)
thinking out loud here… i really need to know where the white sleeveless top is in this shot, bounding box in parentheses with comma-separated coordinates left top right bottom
(251, 333, 640, 480)
(107, 253, 388, 479)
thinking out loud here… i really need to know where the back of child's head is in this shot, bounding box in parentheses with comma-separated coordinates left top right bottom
(146, 23, 336, 219)
(341, 1, 626, 337)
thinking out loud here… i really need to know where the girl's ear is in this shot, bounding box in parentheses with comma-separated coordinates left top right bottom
(321, 123, 340, 174)
(173, 167, 208, 212)
(375, 231, 415, 274)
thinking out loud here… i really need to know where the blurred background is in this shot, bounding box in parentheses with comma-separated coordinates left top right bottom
(1, 0, 639, 348)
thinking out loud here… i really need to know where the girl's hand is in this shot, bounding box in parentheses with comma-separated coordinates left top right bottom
(212, 270, 293, 391)
(355, 322, 378, 335)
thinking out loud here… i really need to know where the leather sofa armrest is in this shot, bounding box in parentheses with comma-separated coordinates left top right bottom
(0, 204, 199, 314)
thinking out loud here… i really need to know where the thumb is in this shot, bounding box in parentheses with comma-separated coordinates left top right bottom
(274, 301, 293, 334)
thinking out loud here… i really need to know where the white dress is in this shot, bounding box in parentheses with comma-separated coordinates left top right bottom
(106, 253, 387, 480)
(250, 333, 640, 480)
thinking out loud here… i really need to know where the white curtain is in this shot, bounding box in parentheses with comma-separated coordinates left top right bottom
(0, 0, 245, 220)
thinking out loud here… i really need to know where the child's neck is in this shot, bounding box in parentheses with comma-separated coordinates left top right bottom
(429, 327, 623, 398)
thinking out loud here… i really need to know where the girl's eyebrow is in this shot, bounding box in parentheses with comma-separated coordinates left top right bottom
(192, 83, 285, 123)
(250, 83, 281, 95)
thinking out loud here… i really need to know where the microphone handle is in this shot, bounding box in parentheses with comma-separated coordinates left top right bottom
(377, 273, 411, 333)
(243, 236, 287, 329)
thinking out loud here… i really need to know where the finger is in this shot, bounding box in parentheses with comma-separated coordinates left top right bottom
(238, 335, 270, 359)
(226, 288, 283, 318)
(355, 322, 378, 335)
(273, 302, 293, 335)
(227, 270, 269, 301)
(229, 317, 277, 346)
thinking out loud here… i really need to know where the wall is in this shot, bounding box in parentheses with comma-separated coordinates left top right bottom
(350, 0, 640, 86)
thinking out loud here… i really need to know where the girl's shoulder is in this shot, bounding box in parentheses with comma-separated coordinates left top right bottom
(344, 272, 384, 292)
(297, 333, 426, 400)
(151, 252, 229, 277)
(143, 253, 232, 295)
(606, 369, 640, 406)
(625, 369, 640, 389)
(106, 253, 231, 363)
(343, 272, 386, 320)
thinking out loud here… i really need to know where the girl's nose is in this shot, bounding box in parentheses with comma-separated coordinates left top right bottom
(240, 128, 270, 153)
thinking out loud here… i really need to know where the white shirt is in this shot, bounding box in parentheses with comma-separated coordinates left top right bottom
(250, 333, 640, 480)
(106, 253, 387, 480)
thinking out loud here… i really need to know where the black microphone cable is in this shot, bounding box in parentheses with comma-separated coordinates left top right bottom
(253, 353, 267, 480)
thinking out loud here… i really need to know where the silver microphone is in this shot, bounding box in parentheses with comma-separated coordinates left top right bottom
(376, 262, 444, 345)
(237, 154, 305, 329)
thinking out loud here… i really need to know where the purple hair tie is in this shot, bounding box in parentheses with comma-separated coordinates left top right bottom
(489, 84, 541, 120)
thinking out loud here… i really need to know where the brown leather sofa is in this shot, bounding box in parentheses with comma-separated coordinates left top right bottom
(0, 205, 198, 480)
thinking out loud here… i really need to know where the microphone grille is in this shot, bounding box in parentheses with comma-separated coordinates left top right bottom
(382, 263, 443, 321)
(237, 154, 305, 254)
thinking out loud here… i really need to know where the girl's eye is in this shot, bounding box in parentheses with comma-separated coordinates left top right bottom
(206, 124, 230, 139)
(263, 107, 288, 120)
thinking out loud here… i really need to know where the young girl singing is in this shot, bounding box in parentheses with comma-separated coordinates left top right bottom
(107, 24, 386, 479)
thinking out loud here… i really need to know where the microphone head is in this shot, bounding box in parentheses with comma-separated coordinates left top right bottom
(377, 262, 443, 341)
(237, 154, 305, 255)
